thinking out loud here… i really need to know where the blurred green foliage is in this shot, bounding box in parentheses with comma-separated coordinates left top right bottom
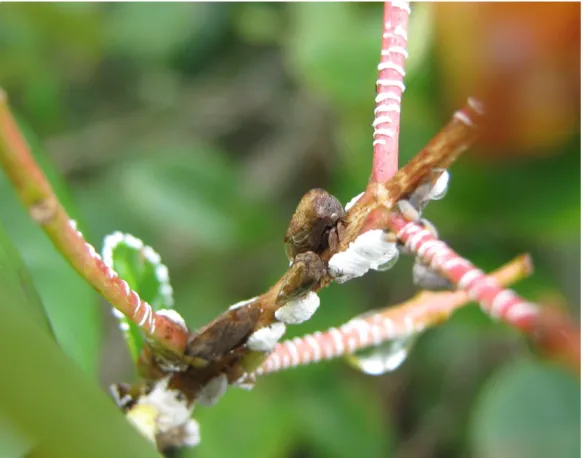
(0, 3, 579, 458)
(0, 116, 101, 377)
(0, 221, 162, 458)
(471, 359, 579, 458)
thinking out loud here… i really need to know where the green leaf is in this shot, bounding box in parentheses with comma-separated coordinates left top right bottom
(102, 232, 174, 362)
(0, 115, 101, 377)
(0, 261, 163, 458)
(0, 417, 33, 458)
(0, 220, 52, 335)
(0, 222, 47, 457)
(471, 359, 580, 458)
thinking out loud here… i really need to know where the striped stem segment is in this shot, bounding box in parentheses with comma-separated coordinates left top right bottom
(389, 214, 580, 372)
(256, 255, 531, 376)
(371, 1, 411, 183)
(392, 215, 539, 322)
(0, 91, 187, 354)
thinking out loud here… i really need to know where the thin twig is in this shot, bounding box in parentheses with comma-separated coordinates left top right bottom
(256, 254, 532, 375)
(0, 90, 188, 355)
(389, 213, 581, 374)
(371, 1, 410, 183)
(370, 97, 484, 212)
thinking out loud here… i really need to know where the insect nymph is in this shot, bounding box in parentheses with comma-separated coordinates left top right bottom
(284, 188, 346, 261)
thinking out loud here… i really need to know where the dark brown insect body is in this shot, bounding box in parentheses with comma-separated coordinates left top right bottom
(276, 251, 327, 304)
(185, 304, 261, 363)
(284, 188, 345, 261)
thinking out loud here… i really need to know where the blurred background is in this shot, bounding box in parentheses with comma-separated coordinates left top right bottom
(0, 3, 580, 458)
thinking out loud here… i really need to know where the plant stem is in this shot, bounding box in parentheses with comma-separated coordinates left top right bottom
(371, 1, 411, 183)
(389, 213, 580, 374)
(256, 254, 532, 375)
(0, 90, 188, 355)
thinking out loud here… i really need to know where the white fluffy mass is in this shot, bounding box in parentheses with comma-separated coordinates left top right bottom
(181, 419, 202, 447)
(427, 170, 449, 201)
(275, 291, 320, 325)
(126, 377, 202, 448)
(345, 192, 365, 211)
(135, 377, 194, 436)
(157, 309, 187, 330)
(246, 322, 286, 352)
(196, 374, 228, 407)
(328, 230, 399, 284)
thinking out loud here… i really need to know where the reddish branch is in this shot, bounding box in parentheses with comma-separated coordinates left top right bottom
(257, 255, 533, 375)
(0, 90, 188, 355)
(371, 98, 483, 212)
(368, 2, 579, 374)
(371, 1, 410, 182)
(388, 214, 580, 373)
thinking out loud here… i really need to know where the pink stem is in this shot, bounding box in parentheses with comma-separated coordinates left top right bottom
(0, 91, 188, 355)
(254, 3, 579, 378)
(371, 1, 410, 183)
(256, 255, 531, 376)
(389, 213, 580, 372)
(392, 215, 537, 322)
